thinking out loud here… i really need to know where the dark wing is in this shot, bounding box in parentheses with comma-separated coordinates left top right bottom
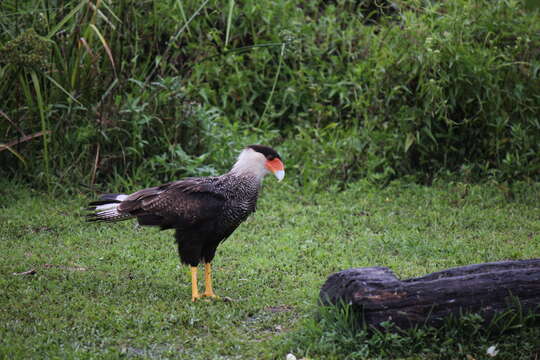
(118, 179, 226, 230)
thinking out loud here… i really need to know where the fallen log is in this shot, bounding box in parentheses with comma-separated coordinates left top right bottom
(320, 259, 540, 330)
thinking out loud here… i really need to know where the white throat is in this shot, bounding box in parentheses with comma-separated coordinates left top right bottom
(230, 148, 269, 182)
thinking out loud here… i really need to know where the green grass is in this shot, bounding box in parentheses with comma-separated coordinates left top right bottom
(1, 179, 540, 359)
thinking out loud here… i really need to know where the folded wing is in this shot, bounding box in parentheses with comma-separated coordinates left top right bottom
(88, 179, 226, 230)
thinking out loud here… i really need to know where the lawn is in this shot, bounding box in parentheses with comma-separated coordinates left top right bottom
(1, 179, 539, 359)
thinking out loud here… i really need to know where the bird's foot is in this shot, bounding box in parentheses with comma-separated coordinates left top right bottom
(202, 290, 220, 299)
(191, 293, 202, 302)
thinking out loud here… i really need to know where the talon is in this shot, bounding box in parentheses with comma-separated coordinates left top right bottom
(202, 291, 219, 299)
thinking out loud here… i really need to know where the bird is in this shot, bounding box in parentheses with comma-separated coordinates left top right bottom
(86, 145, 284, 301)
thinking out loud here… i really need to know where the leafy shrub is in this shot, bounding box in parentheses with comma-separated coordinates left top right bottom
(0, 0, 539, 191)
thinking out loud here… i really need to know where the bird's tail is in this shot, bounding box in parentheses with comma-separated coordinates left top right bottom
(86, 194, 133, 222)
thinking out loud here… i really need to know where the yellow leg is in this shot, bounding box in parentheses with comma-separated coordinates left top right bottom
(190, 266, 201, 302)
(202, 263, 218, 298)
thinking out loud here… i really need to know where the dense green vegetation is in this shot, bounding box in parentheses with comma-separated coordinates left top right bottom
(1, 180, 539, 359)
(1, 0, 539, 191)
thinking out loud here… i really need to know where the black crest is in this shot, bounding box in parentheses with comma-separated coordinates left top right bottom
(247, 145, 281, 160)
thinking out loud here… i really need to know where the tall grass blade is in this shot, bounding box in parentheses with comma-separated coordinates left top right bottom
(90, 0, 119, 29)
(43, 74, 84, 106)
(18, 73, 34, 109)
(259, 42, 286, 125)
(225, 0, 235, 48)
(30, 71, 50, 192)
(96, 78, 118, 108)
(145, 0, 210, 83)
(0, 109, 25, 137)
(175, 0, 192, 36)
(0, 143, 27, 165)
(89, 23, 117, 78)
(46, 0, 88, 39)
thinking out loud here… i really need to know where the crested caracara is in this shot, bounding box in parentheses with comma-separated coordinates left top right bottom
(87, 145, 284, 301)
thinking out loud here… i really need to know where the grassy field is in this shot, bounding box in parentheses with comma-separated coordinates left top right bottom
(1, 179, 540, 359)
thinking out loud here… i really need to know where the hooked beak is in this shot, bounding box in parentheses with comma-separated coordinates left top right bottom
(265, 158, 285, 182)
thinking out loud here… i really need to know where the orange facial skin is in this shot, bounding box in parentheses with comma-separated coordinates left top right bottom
(265, 158, 284, 173)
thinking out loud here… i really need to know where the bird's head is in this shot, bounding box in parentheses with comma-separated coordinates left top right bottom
(231, 145, 285, 181)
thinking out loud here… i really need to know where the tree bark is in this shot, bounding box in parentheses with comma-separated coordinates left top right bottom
(320, 259, 540, 330)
